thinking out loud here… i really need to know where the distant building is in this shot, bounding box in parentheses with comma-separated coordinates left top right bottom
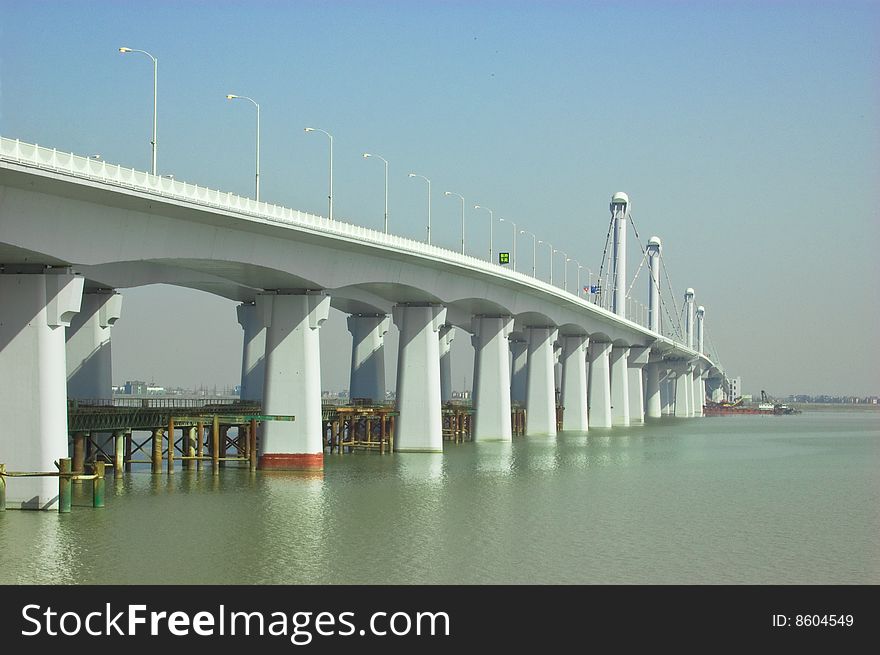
(728, 377, 742, 401)
(124, 380, 148, 395)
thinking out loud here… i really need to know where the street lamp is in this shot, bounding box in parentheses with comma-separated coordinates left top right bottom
(538, 240, 553, 284)
(118, 46, 158, 175)
(499, 217, 517, 271)
(363, 153, 388, 233)
(305, 127, 333, 220)
(408, 173, 431, 244)
(445, 192, 465, 254)
(474, 205, 494, 262)
(555, 249, 569, 291)
(575, 262, 591, 298)
(520, 229, 537, 278)
(226, 94, 261, 201)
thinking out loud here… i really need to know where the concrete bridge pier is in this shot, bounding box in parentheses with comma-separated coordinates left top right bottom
(393, 304, 447, 452)
(236, 302, 266, 402)
(627, 347, 650, 425)
(347, 313, 390, 404)
(560, 334, 589, 432)
(660, 370, 674, 415)
(439, 324, 455, 403)
(509, 337, 528, 405)
(610, 345, 630, 426)
(644, 361, 663, 419)
(256, 291, 329, 470)
(0, 268, 83, 508)
(66, 290, 123, 456)
(699, 372, 708, 416)
(588, 340, 612, 428)
(674, 363, 692, 417)
(553, 340, 563, 398)
(525, 326, 558, 436)
(66, 290, 123, 399)
(692, 363, 704, 417)
(471, 316, 514, 441)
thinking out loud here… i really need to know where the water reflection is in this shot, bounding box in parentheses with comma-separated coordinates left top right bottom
(474, 441, 513, 476)
(557, 431, 588, 469)
(395, 452, 445, 485)
(0, 412, 875, 584)
(517, 435, 559, 473)
(255, 471, 328, 583)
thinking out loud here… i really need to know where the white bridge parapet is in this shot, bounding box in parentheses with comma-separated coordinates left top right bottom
(0, 137, 679, 341)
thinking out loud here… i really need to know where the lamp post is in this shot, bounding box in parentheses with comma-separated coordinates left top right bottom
(499, 218, 517, 271)
(363, 153, 388, 233)
(474, 205, 494, 262)
(118, 47, 158, 175)
(575, 262, 590, 298)
(538, 240, 553, 284)
(226, 94, 260, 201)
(555, 249, 569, 291)
(408, 173, 431, 244)
(305, 128, 333, 220)
(445, 191, 465, 254)
(520, 229, 537, 278)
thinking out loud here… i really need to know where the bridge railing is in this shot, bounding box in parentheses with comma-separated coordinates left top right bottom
(2, 136, 674, 339)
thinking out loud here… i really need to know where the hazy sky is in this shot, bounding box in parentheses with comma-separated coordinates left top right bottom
(1, 1, 878, 396)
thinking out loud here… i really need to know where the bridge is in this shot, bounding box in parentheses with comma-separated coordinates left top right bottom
(0, 136, 723, 509)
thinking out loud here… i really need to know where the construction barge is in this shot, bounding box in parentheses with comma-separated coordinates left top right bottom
(704, 391, 801, 416)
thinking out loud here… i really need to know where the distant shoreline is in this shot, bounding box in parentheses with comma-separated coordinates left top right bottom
(788, 403, 880, 412)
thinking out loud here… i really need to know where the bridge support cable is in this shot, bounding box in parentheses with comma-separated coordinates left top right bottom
(626, 212, 652, 297)
(595, 214, 615, 307)
(629, 209, 685, 342)
(625, 212, 664, 332)
(626, 250, 648, 300)
(660, 257, 685, 342)
(704, 329, 724, 370)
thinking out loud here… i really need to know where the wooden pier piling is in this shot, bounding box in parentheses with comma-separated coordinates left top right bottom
(58, 458, 72, 514)
(93, 461, 105, 508)
(211, 415, 220, 475)
(196, 421, 204, 471)
(151, 428, 164, 474)
(124, 431, 132, 472)
(249, 419, 258, 472)
(72, 432, 86, 484)
(166, 417, 175, 475)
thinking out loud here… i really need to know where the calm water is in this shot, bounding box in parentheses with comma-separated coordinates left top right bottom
(2, 411, 878, 584)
